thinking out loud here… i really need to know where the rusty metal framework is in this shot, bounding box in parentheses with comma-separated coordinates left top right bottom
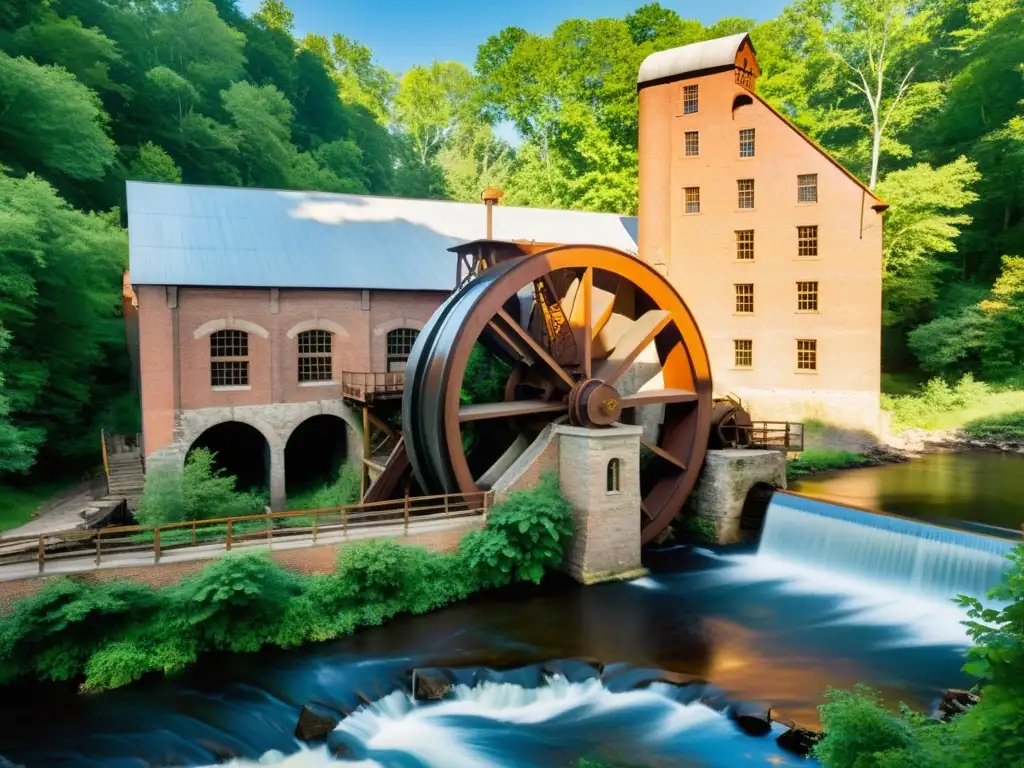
(399, 243, 713, 544)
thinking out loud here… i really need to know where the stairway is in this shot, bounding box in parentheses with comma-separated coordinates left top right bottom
(105, 438, 146, 510)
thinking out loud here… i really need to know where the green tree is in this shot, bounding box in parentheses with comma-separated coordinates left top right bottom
(221, 80, 295, 187)
(126, 142, 183, 183)
(253, 0, 294, 32)
(394, 61, 474, 165)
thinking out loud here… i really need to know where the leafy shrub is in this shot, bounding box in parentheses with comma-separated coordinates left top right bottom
(136, 448, 265, 526)
(285, 460, 361, 512)
(883, 373, 992, 431)
(460, 472, 574, 587)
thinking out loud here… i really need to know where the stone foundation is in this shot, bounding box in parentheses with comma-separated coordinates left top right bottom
(688, 449, 787, 544)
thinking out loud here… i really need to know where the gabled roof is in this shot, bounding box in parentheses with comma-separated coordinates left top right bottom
(638, 32, 750, 85)
(126, 182, 639, 290)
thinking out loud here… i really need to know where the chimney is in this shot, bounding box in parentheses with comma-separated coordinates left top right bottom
(481, 187, 504, 239)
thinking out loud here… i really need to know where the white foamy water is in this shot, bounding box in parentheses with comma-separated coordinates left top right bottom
(211, 676, 749, 768)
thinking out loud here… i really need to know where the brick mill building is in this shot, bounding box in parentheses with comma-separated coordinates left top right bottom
(126, 33, 885, 510)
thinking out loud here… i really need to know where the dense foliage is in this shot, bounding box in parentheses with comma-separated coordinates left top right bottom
(1, 0, 1021, 483)
(0, 472, 573, 691)
(813, 543, 1024, 768)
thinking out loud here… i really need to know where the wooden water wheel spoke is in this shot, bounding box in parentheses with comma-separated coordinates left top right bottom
(591, 310, 672, 386)
(640, 438, 687, 471)
(494, 307, 575, 389)
(459, 399, 568, 422)
(620, 388, 699, 408)
(641, 501, 655, 521)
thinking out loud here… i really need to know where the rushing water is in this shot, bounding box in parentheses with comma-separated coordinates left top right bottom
(1, 454, 1021, 768)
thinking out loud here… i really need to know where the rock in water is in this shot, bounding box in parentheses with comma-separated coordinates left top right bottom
(932, 689, 981, 722)
(776, 726, 822, 757)
(412, 668, 455, 701)
(729, 702, 773, 736)
(294, 702, 342, 741)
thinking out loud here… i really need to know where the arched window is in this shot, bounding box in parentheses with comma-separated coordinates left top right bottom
(297, 330, 333, 382)
(387, 328, 419, 372)
(607, 458, 621, 493)
(210, 329, 249, 387)
(732, 93, 753, 114)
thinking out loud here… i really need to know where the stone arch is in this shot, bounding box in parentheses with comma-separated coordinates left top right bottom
(740, 481, 778, 534)
(732, 93, 753, 114)
(193, 317, 270, 340)
(284, 413, 352, 495)
(185, 420, 271, 493)
(285, 318, 351, 340)
(372, 317, 426, 337)
(277, 400, 362, 454)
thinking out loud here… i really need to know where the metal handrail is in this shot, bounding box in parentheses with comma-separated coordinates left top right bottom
(0, 490, 493, 574)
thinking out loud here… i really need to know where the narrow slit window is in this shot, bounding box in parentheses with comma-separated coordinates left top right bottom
(734, 339, 753, 368)
(298, 330, 333, 382)
(797, 339, 818, 371)
(739, 128, 755, 157)
(684, 130, 699, 156)
(735, 284, 754, 314)
(736, 230, 754, 260)
(797, 226, 818, 257)
(210, 329, 249, 387)
(607, 458, 620, 493)
(798, 174, 818, 203)
(684, 187, 700, 214)
(797, 281, 819, 312)
(683, 84, 698, 114)
(737, 179, 754, 209)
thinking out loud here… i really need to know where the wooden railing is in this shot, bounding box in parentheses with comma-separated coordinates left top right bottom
(744, 421, 805, 453)
(341, 371, 405, 402)
(0, 491, 492, 574)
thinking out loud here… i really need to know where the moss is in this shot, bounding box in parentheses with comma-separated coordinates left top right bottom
(787, 449, 872, 479)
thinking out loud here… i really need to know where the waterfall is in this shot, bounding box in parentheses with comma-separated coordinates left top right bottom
(758, 493, 1015, 601)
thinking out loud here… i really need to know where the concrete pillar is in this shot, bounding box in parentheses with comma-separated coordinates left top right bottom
(556, 424, 647, 585)
(269, 444, 286, 512)
(689, 449, 786, 544)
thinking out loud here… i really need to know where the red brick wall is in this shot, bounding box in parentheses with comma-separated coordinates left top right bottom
(0, 526, 477, 615)
(138, 286, 446, 456)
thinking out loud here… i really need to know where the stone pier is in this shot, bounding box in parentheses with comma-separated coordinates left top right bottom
(688, 449, 787, 544)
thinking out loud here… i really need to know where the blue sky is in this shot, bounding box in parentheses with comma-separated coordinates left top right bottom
(237, 0, 786, 74)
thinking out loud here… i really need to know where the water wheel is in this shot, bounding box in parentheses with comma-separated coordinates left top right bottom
(403, 245, 713, 544)
(709, 399, 754, 449)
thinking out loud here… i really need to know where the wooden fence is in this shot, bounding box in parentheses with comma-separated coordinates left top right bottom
(0, 491, 493, 574)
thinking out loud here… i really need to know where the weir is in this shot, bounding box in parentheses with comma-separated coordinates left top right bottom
(758, 492, 1016, 601)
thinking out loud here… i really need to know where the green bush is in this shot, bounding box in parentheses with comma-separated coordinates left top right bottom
(285, 460, 361, 513)
(460, 472, 574, 587)
(135, 448, 266, 527)
(788, 448, 871, 478)
(0, 472, 575, 692)
(882, 373, 992, 431)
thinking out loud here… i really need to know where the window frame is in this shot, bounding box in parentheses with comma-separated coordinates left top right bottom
(735, 229, 755, 261)
(607, 458, 621, 494)
(386, 328, 420, 373)
(739, 128, 755, 158)
(797, 225, 819, 258)
(797, 339, 818, 371)
(684, 130, 700, 157)
(209, 329, 250, 389)
(297, 329, 333, 384)
(797, 281, 819, 312)
(798, 174, 818, 204)
(734, 339, 753, 368)
(734, 283, 754, 314)
(737, 178, 755, 209)
(682, 84, 699, 114)
(684, 186, 701, 214)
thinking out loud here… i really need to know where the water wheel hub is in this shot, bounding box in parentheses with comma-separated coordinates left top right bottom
(568, 378, 622, 427)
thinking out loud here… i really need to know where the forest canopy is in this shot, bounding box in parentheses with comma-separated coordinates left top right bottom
(0, 0, 1021, 478)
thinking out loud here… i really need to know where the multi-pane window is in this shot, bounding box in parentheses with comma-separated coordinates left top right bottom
(735, 284, 754, 314)
(797, 339, 818, 371)
(798, 174, 818, 203)
(386, 328, 419, 372)
(739, 128, 755, 158)
(797, 225, 818, 257)
(684, 131, 699, 156)
(734, 339, 753, 368)
(684, 187, 700, 214)
(210, 330, 249, 387)
(736, 230, 754, 260)
(797, 281, 819, 312)
(737, 179, 755, 209)
(297, 330, 332, 382)
(683, 84, 699, 114)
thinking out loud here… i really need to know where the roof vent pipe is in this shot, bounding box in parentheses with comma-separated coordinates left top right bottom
(482, 187, 504, 239)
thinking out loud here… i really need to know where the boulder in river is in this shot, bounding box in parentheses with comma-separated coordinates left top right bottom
(600, 665, 704, 693)
(412, 667, 456, 701)
(729, 702, 773, 736)
(776, 725, 822, 757)
(540, 658, 604, 683)
(294, 702, 343, 741)
(932, 689, 981, 722)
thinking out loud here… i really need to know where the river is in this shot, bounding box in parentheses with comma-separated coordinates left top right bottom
(0, 452, 1021, 768)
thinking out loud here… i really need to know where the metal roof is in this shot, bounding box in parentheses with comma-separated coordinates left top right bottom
(127, 182, 639, 291)
(638, 32, 750, 85)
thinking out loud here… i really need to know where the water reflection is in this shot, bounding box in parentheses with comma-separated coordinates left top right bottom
(791, 452, 1024, 530)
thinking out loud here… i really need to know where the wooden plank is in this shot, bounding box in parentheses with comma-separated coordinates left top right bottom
(591, 310, 671, 386)
(459, 399, 567, 422)
(619, 389, 698, 408)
